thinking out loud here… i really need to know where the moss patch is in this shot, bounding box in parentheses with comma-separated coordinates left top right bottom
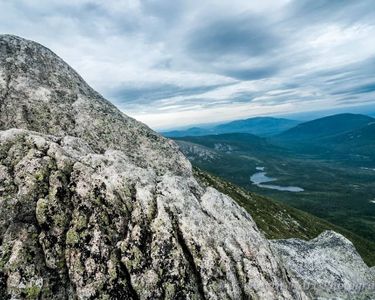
(25, 285, 41, 300)
(66, 229, 80, 245)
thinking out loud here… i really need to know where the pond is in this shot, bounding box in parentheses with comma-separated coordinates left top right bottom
(250, 167, 304, 192)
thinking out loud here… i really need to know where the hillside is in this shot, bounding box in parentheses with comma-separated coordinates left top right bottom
(175, 133, 283, 154)
(176, 134, 375, 243)
(272, 113, 375, 162)
(320, 122, 375, 161)
(194, 168, 375, 266)
(161, 127, 209, 138)
(276, 113, 374, 141)
(163, 117, 299, 137)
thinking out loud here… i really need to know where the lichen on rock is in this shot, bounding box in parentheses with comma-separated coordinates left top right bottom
(0, 35, 308, 299)
(0, 34, 373, 300)
(271, 231, 375, 299)
(0, 129, 307, 299)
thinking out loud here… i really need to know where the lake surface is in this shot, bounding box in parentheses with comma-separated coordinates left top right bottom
(250, 168, 304, 192)
(361, 167, 375, 171)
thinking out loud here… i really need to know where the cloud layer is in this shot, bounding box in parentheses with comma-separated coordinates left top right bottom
(1, 0, 375, 129)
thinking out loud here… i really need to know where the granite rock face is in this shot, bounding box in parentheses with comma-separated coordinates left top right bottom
(272, 231, 375, 299)
(1, 34, 374, 300)
(175, 141, 219, 162)
(0, 34, 189, 176)
(0, 35, 308, 299)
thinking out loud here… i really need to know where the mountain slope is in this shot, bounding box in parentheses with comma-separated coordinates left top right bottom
(214, 117, 300, 136)
(272, 231, 375, 299)
(0, 34, 308, 299)
(161, 127, 210, 138)
(163, 117, 299, 137)
(175, 133, 283, 154)
(276, 113, 374, 141)
(195, 168, 375, 298)
(1, 34, 374, 299)
(0, 34, 189, 176)
(320, 122, 375, 161)
(194, 168, 375, 267)
(176, 132, 375, 245)
(272, 113, 375, 162)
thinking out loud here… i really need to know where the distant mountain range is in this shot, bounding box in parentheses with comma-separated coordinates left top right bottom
(272, 113, 375, 161)
(168, 113, 375, 162)
(276, 113, 374, 141)
(162, 117, 300, 137)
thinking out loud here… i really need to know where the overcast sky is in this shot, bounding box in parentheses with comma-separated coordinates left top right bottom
(1, 0, 375, 129)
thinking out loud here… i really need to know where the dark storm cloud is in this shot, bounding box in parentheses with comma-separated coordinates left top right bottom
(186, 14, 281, 61)
(223, 66, 279, 81)
(184, 14, 284, 80)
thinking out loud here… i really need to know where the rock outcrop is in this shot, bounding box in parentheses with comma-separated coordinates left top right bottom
(272, 231, 375, 299)
(1, 34, 374, 300)
(0, 35, 307, 299)
(0, 35, 189, 176)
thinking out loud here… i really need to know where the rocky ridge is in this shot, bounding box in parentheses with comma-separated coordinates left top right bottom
(0, 34, 188, 176)
(0, 34, 305, 299)
(272, 231, 375, 299)
(0, 34, 374, 299)
(176, 141, 219, 162)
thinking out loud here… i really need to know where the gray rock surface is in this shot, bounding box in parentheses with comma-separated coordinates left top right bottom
(175, 141, 219, 162)
(0, 35, 308, 299)
(1, 34, 374, 300)
(271, 231, 375, 299)
(0, 34, 189, 176)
